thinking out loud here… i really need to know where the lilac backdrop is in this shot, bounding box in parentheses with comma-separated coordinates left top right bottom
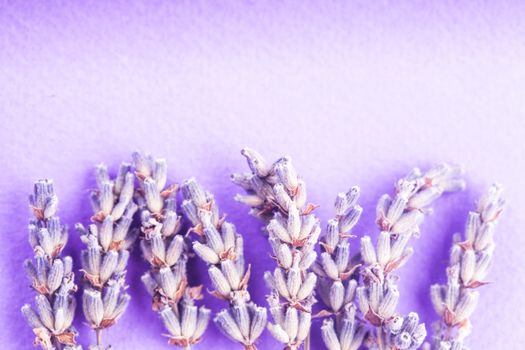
(1, 1, 525, 349)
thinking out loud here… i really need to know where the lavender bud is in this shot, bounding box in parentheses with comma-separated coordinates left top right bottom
(181, 305, 198, 338)
(193, 307, 211, 340)
(321, 319, 341, 350)
(297, 272, 317, 301)
(144, 178, 163, 213)
(249, 306, 267, 342)
(204, 226, 225, 254)
(83, 289, 104, 327)
(321, 252, 340, 280)
(209, 266, 232, 297)
(267, 323, 290, 344)
(182, 178, 208, 207)
(339, 205, 362, 233)
(284, 307, 299, 341)
(35, 295, 54, 329)
(233, 302, 251, 339)
(268, 219, 292, 243)
(21, 304, 44, 329)
(287, 204, 301, 240)
(360, 236, 377, 265)
(47, 259, 64, 293)
(329, 281, 345, 312)
(378, 285, 399, 319)
(99, 250, 118, 283)
(221, 260, 241, 290)
(215, 309, 244, 343)
(275, 158, 299, 192)
(160, 307, 181, 337)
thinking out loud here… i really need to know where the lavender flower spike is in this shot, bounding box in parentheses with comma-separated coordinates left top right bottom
(233, 149, 321, 350)
(232, 148, 313, 221)
(358, 164, 465, 350)
(315, 187, 366, 350)
(76, 163, 138, 348)
(181, 178, 267, 350)
(424, 184, 505, 350)
(133, 152, 210, 349)
(22, 180, 80, 349)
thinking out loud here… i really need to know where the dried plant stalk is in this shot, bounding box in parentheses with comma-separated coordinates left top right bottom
(357, 164, 466, 350)
(180, 178, 267, 349)
(133, 152, 210, 349)
(233, 148, 322, 350)
(424, 184, 504, 350)
(76, 163, 138, 349)
(316, 187, 366, 350)
(22, 180, 80, 350)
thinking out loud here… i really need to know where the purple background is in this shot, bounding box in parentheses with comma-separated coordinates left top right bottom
(1, 1, 524, 349)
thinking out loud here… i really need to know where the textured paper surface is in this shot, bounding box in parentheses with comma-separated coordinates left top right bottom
(1, 1, 525, 349)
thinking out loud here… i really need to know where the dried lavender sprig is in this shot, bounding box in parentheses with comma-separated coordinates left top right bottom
(234, 149, 322, 350)
(315, 188, 365, 350)
(363, 163, 466, 278)
(315, 187, 362, 314)
(133, 152, 210, 349)
(232, 148, 313, 221)
(424, 184, 505, 350)
(23, 180, 80, 349)
(76, 163, 138, 348)
(358, 164, 465, 349)
(181, 178, 267, 350)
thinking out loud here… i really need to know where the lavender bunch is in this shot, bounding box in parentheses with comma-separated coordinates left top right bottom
(133, 153, 210, 349)
(233, 149, 322, 350)
(356, 164, 465, 350)
(425, 184, 504, 350)
(22, 180, 80, 350)
(76, 164, 138, 348)
(180, 178, 267, 350)
(316, 188, 366, 350)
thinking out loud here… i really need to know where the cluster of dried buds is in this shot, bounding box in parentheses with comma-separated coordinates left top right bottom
(233, 149, 322, 350)
(425, 184, 505, 350)
(22, 180, 80, 349)
(232, 149, 313, 220)
(356, 280, 427, 350)
(320, 305, 367, 350)
(364, 163, 466, 279)
(133, 153, 210, 349)
(76, 163, 137, 348)
(378, 313, 427, 350)
(355, 164, 465, 350)
(180, 178, 267, 349)
(314, 188, 365, 349)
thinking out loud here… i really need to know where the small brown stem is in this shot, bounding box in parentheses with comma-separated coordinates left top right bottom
(377, 326, 384, 350)
(53, 337, 62, 350)
(96, 328, 102, 347)
(445, 325, 452, 341)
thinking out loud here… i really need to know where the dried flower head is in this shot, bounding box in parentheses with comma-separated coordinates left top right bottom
(426, 184, 504, 350)
(133, 152, 210, 348)
(357, 164, 465, 349)
(311, 187, 364, 349)
(232, 148, 313, 221)
(22, 180, 79, 349)
(181, 177, 267, 349)
(234, 149, 323, 349)
(77, 163, 138, 348)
